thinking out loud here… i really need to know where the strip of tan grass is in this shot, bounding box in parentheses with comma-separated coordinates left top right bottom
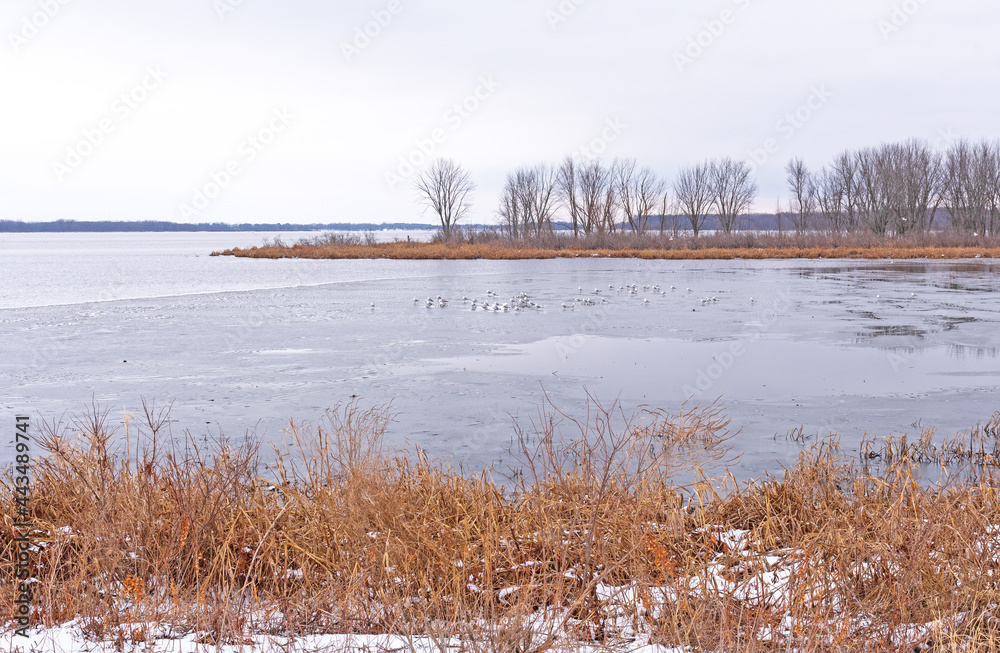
(5, 399, 1000, 652)
(214, 241, 1000, 261)
(212, 231, 1000, 261)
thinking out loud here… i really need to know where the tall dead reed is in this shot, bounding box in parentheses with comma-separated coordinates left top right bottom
(5, 399, 1000, 651)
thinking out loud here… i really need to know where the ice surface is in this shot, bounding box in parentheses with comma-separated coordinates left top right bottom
(2, 233, 999, 480)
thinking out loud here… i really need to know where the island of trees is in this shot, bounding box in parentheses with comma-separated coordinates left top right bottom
(218, 138, 1000, 260)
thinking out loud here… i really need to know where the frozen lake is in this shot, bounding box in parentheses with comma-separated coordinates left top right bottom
(2, 232, 999, 479)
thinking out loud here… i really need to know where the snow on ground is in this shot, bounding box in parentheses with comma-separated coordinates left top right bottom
(2, 625, 685, 653)
(2, 527, 967, 651)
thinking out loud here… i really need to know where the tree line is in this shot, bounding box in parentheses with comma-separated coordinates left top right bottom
(415, 138, 1000, 239)
(783, 139, 1000, 237)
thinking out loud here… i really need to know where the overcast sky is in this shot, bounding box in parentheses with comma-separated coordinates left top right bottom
(1, 0, 998, 225)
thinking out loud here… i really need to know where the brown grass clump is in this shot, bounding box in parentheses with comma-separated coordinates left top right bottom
(211, 230, 1000, 261)
(5, 398, 1000, 651)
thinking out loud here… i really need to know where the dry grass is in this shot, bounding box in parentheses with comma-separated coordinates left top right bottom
(212, 231, 1000, 261)
(5, 399, 1000, 651)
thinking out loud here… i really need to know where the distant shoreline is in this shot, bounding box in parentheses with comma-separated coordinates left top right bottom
(0, 219, 441, 233)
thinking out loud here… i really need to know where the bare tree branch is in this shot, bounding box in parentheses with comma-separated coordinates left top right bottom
(785, 158, 816, 235)
(415, 159, 476, 239)
(616, 158, 666, 234)
(711, 158, 758, 234)
(673, 162, 714, 237)
(498, 164, 558, 238)
(556, 157, 581, 237)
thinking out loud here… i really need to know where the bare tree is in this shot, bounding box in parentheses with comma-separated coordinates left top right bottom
(811, 141, 949, 236)
(497, 170, 528, 239)
(658, 189, 674, 236)
(855, 147, 893, 236)
(884, 139, 943, 235)
(614, 158, 638, 232)
(415, 159, 475, 238)
(711, 158, 758, 234)
(944, 139, 1000, 236)
(673, 162, 714, 237)
(557, 157, 582, 237)
(599, 172, 619, 234)
(498, 164, 558, 238)
(832, 151, 861, 233)
(616, 158, 666, 234)
(814, 167, 846, 234)
(944, 140, 973, 233)
(577, 160, 616, 235)
(526, 164, 558, 235)
(785, 158, 816, 235)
